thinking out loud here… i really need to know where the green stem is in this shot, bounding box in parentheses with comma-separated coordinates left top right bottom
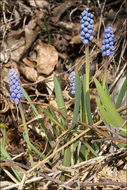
(85, 44, 89, 93)
(85, 45, 93, 125)
(103, 56, 109, 90)
(18, 102, 33, 164)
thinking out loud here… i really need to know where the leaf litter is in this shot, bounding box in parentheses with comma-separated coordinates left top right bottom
(0, 0, 127, 189)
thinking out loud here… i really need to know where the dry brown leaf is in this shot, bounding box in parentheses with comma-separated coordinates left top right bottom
(22, 57, 35, 68)
(19, 65, 37, 82)
(50, 100, 58, 108)
(70, 24, 82, 45)
(4, 31, 25, 62)
(52, 0, 80, 23)
(28, 0, 49, 9)
(58, 22, 75, 32)
(23, 19, 40, 56)
(0, 12, 45, 62)
(36, 41, 58, 75)
(117, 170, 127, 183)
(53, 34, 68, 52)
(0, 99, 10, 113)
(97, 166, 117, 181)
(70, 34, 82, 45)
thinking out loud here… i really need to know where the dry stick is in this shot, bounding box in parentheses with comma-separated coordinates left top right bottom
(26, 107, 127, 174)
(80, 181, 127, 188)
(51, 105, 127, 143)
(21, 99, 127, 114)
(2, 175, 64, 190)
(27, 128, 90, 174)
(24, 103, 127, 175)
(18, 174, 26, 190)
(3, 149, 127, 190)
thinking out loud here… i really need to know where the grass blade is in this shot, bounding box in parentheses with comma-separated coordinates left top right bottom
(40, 107, 65, 131)
(72, 71, 81, 129)
(54, 75, 67, 129)
(63, 147, 71, 166)
(0, 143, 22, 181)
(115, 77, 127, 108)
(54, 75, 67, 114)
(82, 74, 93, 125)
(23, 133, 52, 166)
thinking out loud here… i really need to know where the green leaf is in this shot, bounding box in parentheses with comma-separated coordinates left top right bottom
(23, 133, 52, 166)
(115, 77, 127, 108)
(49, 106, 60, 137)
(0, 143, 22, 181)
(49, 106, 59, 122)
(0, 123, 7, 147)
(96, 99, 116, 125)
(79, 144, 88, 161)
(82, 74, 93, 125)
(94, 78, 127, 138)
(54, 75, 67, 128)
(21, 87, 51, 141)
(80, 74, 86, 123)
(40, 107, 65, 131)
(54, 75, 67, 114)
(63, 147, 71, 166)
(72, 71, 81, 129)
(83, 142, 98, 157)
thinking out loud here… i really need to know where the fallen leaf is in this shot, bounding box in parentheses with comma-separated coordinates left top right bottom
(117, 170, 127, 182)
(50, 100, 58, 108)
(5, 31, 25, 62)
(0, 99, 10, 113)
(53, 34, 68, 52)
(36, 40, 58, 75)
(19, 65, 37, 82)
(70, 34, 82, 45)
(21, 19, 40, 58)
(22, 57, 35, 68)
(52, 0, 81, 23)
(28, 0, 49, 9)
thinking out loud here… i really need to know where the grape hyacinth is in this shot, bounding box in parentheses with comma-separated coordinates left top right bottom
(70, 71, 75, 95)
(80, 8, 94, 44)
(8, 68, 24, 104)
(102, 27, 114, 56)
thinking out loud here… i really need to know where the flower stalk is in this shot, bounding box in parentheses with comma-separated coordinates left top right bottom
(8, 68, 33, 164)
(101, 27, 114, 90)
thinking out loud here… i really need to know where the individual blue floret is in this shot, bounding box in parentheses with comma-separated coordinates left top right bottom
(102, 27, 114, 56)
(70, 71, 75, 95)
(80, 8, 94, 44)
(8, 68, 24, 104)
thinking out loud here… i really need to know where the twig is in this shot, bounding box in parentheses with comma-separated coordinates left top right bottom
(80, 181, 127, 188)
(26, 128, 90, 174)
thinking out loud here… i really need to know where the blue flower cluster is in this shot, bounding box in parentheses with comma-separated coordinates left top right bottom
(102, 27, 114, 56)
(8, 68, 24, 104)
(70, 71, 75, 95)
(80, 8, 94, 44)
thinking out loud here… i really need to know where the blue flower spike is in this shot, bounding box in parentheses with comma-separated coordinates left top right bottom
(80, 8, 94, 44)
(102, 27, 114, 56)
(8, 68, 24, 104)
(70, 71, 75, 95)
